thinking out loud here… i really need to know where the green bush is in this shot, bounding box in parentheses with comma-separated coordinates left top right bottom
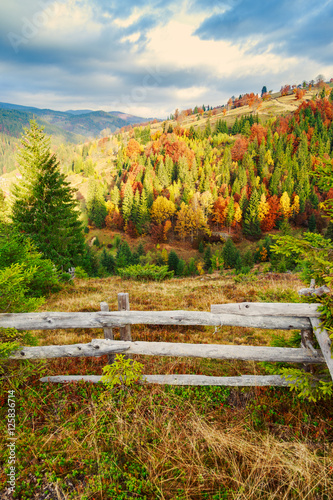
(74, 266, 89, 279)
(118, 264, 174, 281)
(0, 229, 60, 297)
(168, 250, 179, 273)
(187, 258, 198, 276)
(176, 258, 186, 276)
(0, 264, 45, 313)
(100, 249, 116, 274)
(0, 327, 37, 362)
(222, 238, 241, 269)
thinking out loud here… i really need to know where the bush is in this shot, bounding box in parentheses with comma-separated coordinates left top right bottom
(176, 259, 186, 276)
(0, 229, 60, 297)
(187, 258, 198, 276)
(100, 249, 116, 274)
(168, 250, 180, 273)
(116, 241, 133, 268)
(118, 264, 174, 281)
(242, 250, 254, 268)
(74, 266, 89, 279)
(222, 238, 242, 269)
(203, 246, 212, 271)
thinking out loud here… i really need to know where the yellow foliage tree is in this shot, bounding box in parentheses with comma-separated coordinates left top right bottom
(175, 202, 210, 242)
(291, 194, 300, 217)
(150, 196, 176, 225)
(280, 191, 291, 220)
(258, 193, 270, 222)
(233, 202, 242, 225)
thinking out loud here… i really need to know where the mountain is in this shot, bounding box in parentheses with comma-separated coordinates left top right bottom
(0, 102, 151, 140)
(0, 109, 85, 144)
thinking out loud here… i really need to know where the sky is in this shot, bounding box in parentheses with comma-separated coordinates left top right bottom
(1, 0, 333, 119)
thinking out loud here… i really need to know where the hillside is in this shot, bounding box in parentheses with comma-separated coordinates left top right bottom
(0, 102, 151, 139)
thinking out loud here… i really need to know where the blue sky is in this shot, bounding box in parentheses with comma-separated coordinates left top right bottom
(1, 0, 332, 118)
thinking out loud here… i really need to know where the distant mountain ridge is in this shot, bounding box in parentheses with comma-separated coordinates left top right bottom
(0, 102, 151, 141)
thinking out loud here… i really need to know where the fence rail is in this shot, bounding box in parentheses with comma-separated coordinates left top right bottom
(3, 295, 332, 386)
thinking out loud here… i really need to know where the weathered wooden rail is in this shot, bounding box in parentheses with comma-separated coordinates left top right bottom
(2, 295, 332, 386)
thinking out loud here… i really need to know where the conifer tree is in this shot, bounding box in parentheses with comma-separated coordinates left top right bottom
(242, 188, 261, 239)
(11, 121, 86, 269)
(86, 178, 107, 228)
(122, 182, 134, 222)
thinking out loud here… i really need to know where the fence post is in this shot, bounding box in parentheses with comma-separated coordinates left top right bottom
(118, 293, 132, 341)
(100, 302, 114, 364)
(300, 328, 317, 372)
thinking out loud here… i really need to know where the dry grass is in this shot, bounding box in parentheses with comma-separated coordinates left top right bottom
(1, 272, 333, 499)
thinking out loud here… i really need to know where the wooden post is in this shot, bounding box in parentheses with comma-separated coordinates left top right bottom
(118, 293, 132, 359)
(100, 302, 114, 364)
(300, 328, 317, 372)
(118, 293, 132, 341)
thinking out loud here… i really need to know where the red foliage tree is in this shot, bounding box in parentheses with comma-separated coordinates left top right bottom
(231, 137, 248, 161)
(260, 195, 281, 231)
(249, 123, 267, 145)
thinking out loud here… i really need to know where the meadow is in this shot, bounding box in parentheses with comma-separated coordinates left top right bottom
(1, 271, 333, 500)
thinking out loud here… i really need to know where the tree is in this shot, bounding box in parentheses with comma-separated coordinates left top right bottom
(11, 121, 86, 270)
(150, 196, 176, 225)
(242, 188, 261, 239)
(86, 178, 107, 228)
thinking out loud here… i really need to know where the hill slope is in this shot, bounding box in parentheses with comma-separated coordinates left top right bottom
(0, 102, 150, 139)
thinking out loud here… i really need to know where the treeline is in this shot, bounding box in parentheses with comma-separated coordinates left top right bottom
(86, 95, 333, 242)
(0, 133, 18, 175)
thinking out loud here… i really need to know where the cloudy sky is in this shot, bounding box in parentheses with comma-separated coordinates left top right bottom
(1, 0, 333, 118)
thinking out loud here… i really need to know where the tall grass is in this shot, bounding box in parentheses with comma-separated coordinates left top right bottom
(1, 272, 332, 499)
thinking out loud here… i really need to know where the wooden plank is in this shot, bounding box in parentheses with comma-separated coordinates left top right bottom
(9, 339, 325, 363)
(0, 310, 311, 331)
(39, 374, 290, 387)
(211, 302, 320, 317)
(100, 302, 114, 364)
(310, 318, 333, 380)
(9, 342, 129, 360)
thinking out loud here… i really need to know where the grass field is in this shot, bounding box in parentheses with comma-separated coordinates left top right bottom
(1, 272, 333, 499)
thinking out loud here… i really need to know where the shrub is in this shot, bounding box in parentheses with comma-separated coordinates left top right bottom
(100, 249, 116, 274)
(116, 241, 133, 268)
(74, 266, 89, 279)
(222, 238, 242, 269)
(168, 250, 180, 273)
(0, 229, 60, 297)
(203, 246, 212, 271)
(118, 264, 174, 281)
(176, 259, 186, 276)
(187, 258, 198, 276)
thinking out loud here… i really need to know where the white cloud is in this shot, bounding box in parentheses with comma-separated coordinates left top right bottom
(39, 1, 102, 43)
(143, 18, 299, 79)
(113, 8, 146, 28)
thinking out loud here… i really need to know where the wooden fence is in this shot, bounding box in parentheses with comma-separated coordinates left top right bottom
(2, 293, 332, 386)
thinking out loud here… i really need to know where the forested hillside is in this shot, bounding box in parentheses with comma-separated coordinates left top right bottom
(86, 92, 333, 245)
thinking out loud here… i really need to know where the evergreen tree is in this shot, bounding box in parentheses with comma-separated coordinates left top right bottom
(168, 250, 179, 273)
(11, 121, 86, 269)
(222, 238, 241, 269)
(86, 178, 107, 228)
(100, 249, 116, 274)
(122, 182, 134, 222)
(242, 188, 262, 239)
(203, 245, 212, 270)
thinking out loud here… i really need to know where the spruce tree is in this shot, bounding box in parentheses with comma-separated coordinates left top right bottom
(86, 178, 107, 228)
(11, 121, 86, 270)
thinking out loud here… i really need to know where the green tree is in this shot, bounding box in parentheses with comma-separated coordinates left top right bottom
(11, 121, 86, 270)
(86, 178, 107, 228)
